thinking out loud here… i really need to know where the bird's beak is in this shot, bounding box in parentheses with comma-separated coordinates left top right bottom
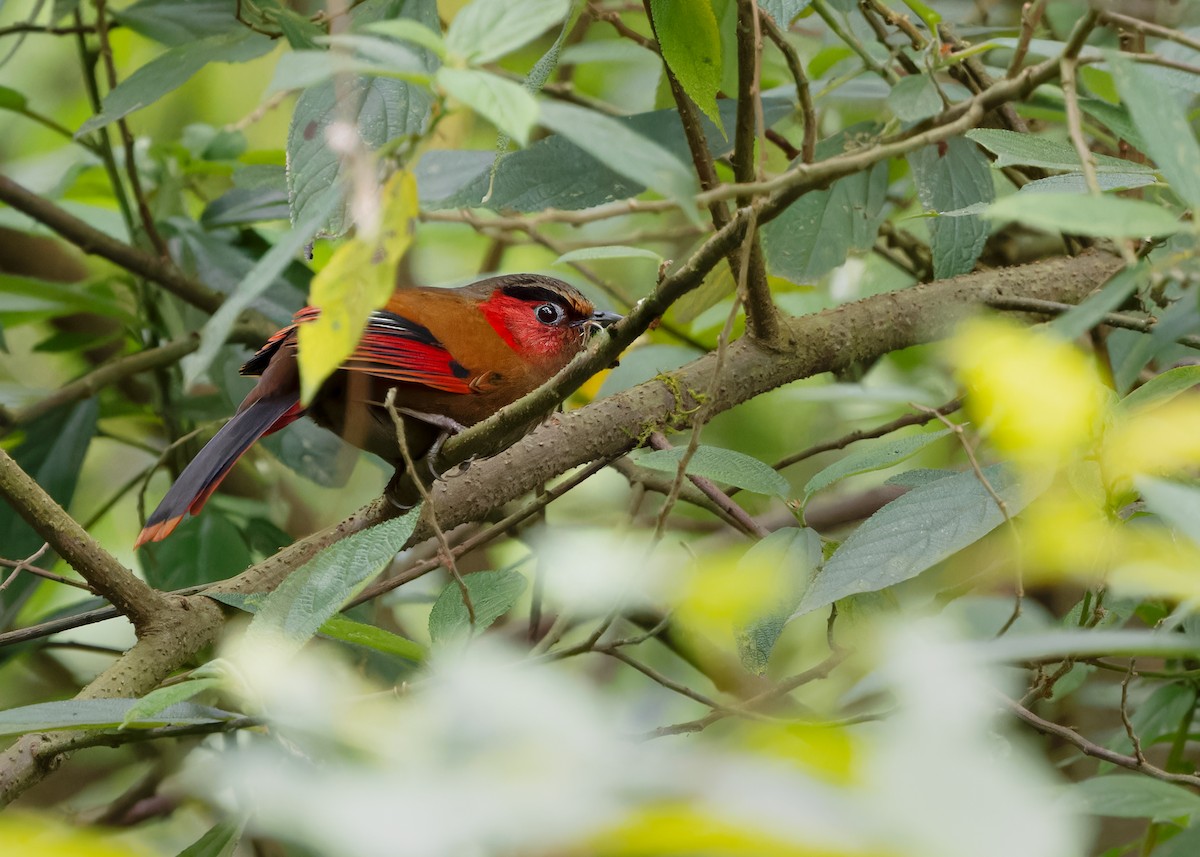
(583, 310, 622, 333)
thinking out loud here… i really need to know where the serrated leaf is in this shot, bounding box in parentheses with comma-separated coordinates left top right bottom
(792, 465, 1040, 618)
(985, 192, 1181, 238)
(1110, 52, 1200, 209)
(436, 67, 538, 145)
(76, 31, 274, 136)
(539, 100, 702, 225)
(176, 821, 243, 857)
(887, 74, 942, 122)
(319, 615, 425, 661)
(288, 70, 433, 236)
(736, 528, 820, 675)
(554, 245, 663, 264)
(445, 0, 571, 65)
(1116, 365, 1200, 417)
(297, 170, 419, 403)
(0, 699, 233, 738)
(428, 569, 527, 642)
(1072, 775, 1200, 822)
(637, 445, 790, 497)
(909, 138, 993, 278)
(245, 506, 422, 653)
(804, 428, 952, 501)
(649, 0, 723, 129)
(966, 128, 1155, 174)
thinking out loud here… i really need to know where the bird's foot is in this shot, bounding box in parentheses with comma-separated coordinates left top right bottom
(394, 408, 467, 436)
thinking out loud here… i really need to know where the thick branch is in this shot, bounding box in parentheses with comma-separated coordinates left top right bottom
(0, 175, 273, 344)
(0, 450, 170, 627)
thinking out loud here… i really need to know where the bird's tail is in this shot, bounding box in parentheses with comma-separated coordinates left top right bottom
(135, 395, 302, 547)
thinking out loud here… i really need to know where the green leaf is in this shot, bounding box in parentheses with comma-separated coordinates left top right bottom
(112, 0, 244, 45)
(428, 569, 528, 642)
(649, 0, 723, 129)
(287, 76, 433, 237)
(176, 821, 243, 857)
(1137, 478, 1200, 551)
(76, 31, 274, 136)
(365, 18, 447, 58)
(1116, 365, 1200, 416)
(764, 129, 888, 283)
(1156, 821, 1200, 857)
(758, 0, 812, 24)
(139, 509, 253, 591)
(793, 465, 1040, 618)
(121, 678, 223, 728)
(539, 100, 702, 224)
(1019, 172, 1156, 194)
(1109, 683, 1198, 759)
(445, 0, 572, 65)
(637, 445, 790, 497)
(1109, 52, 1200, 209)
(887, 74, 942, 123)
(1072, 775, 1200, 822)
(554, 245, 663, 264)
(972, 630, 1200, 663)
(246, 507, 422, 653)
(0, 85, 28, 111)
(909, 138, 993, 278)
(319, 615, 425, 661)
(181, 193, 335, 387)
(0, 401, 98, 629)
(803, 428, 953, 501)
(423, 96, 790, 212)
(985, 193, 1181, 239)
(0, 699, 233, 738)
(436, 67, 538, 145)
(1048, 261, 1145, 343)
(966, 129, 1154, 174)
(736, 528, 821, 675)
(0, 274, 135, 327)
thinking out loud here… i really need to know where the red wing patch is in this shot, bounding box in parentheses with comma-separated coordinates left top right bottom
(344, 309, 475, 394)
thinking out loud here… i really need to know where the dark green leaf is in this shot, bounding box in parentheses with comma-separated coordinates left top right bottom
(0, 85, 28, 111)
(424, 97, 790, 212)
(122, 678, 223, 727)
(803, 428, 952, 501)
(287, 76, 433, 237)
(966, 128, 1154, 174)
(1048, 261, 1145, 342)
(1157, 821, 1200, 857)
(649, 0, 723, 128)
(261, 419, 358, 488)
(637, 445, 790, 497)
(246, 508, 422, 650)
(0, 401, 98, 629)
(139, 509, 252, 590)
(428, 569, 527, 642)
(1018, 172, 1156, 194)
(909, 138, 993, 278)
(1117, 365, 1200, 417)
(0, 274, 135, 327)
(112, 0, 245, 45)
(200, 186, 291, 228)
(540, 100, 701, 223)
(793, 466, 1040, 618)
(76, 32, 275, 136)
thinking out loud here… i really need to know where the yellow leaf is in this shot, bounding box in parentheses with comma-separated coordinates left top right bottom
(1103, 397, 1200, 486)
(947, 318, 1109, 466)
(0, 813, 152, 857)
(297, 170, 420, 403)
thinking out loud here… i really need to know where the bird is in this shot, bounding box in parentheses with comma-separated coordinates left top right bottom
(135, 274, 621, 547)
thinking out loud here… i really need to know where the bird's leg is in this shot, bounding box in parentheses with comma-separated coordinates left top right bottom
(394, 407, 467, 483)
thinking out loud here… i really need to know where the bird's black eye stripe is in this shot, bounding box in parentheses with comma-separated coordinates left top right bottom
(501, 284, 570, 306)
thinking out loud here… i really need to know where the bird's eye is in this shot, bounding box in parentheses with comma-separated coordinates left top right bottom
(536, 303, 564, 325)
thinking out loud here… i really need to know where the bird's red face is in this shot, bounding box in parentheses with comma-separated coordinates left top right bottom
(479, 283, 621, 366)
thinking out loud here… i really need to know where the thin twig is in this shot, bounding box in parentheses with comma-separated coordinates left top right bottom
(0, 552, 93, 592)
(648, 432, 768, 537)
(1100, 9, 1200, 55)
(1007, 0, 1047, 78)
(761, 13, 816, 163)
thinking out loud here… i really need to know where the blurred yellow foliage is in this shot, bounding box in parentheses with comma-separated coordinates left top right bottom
(0, 813, 151, 857)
